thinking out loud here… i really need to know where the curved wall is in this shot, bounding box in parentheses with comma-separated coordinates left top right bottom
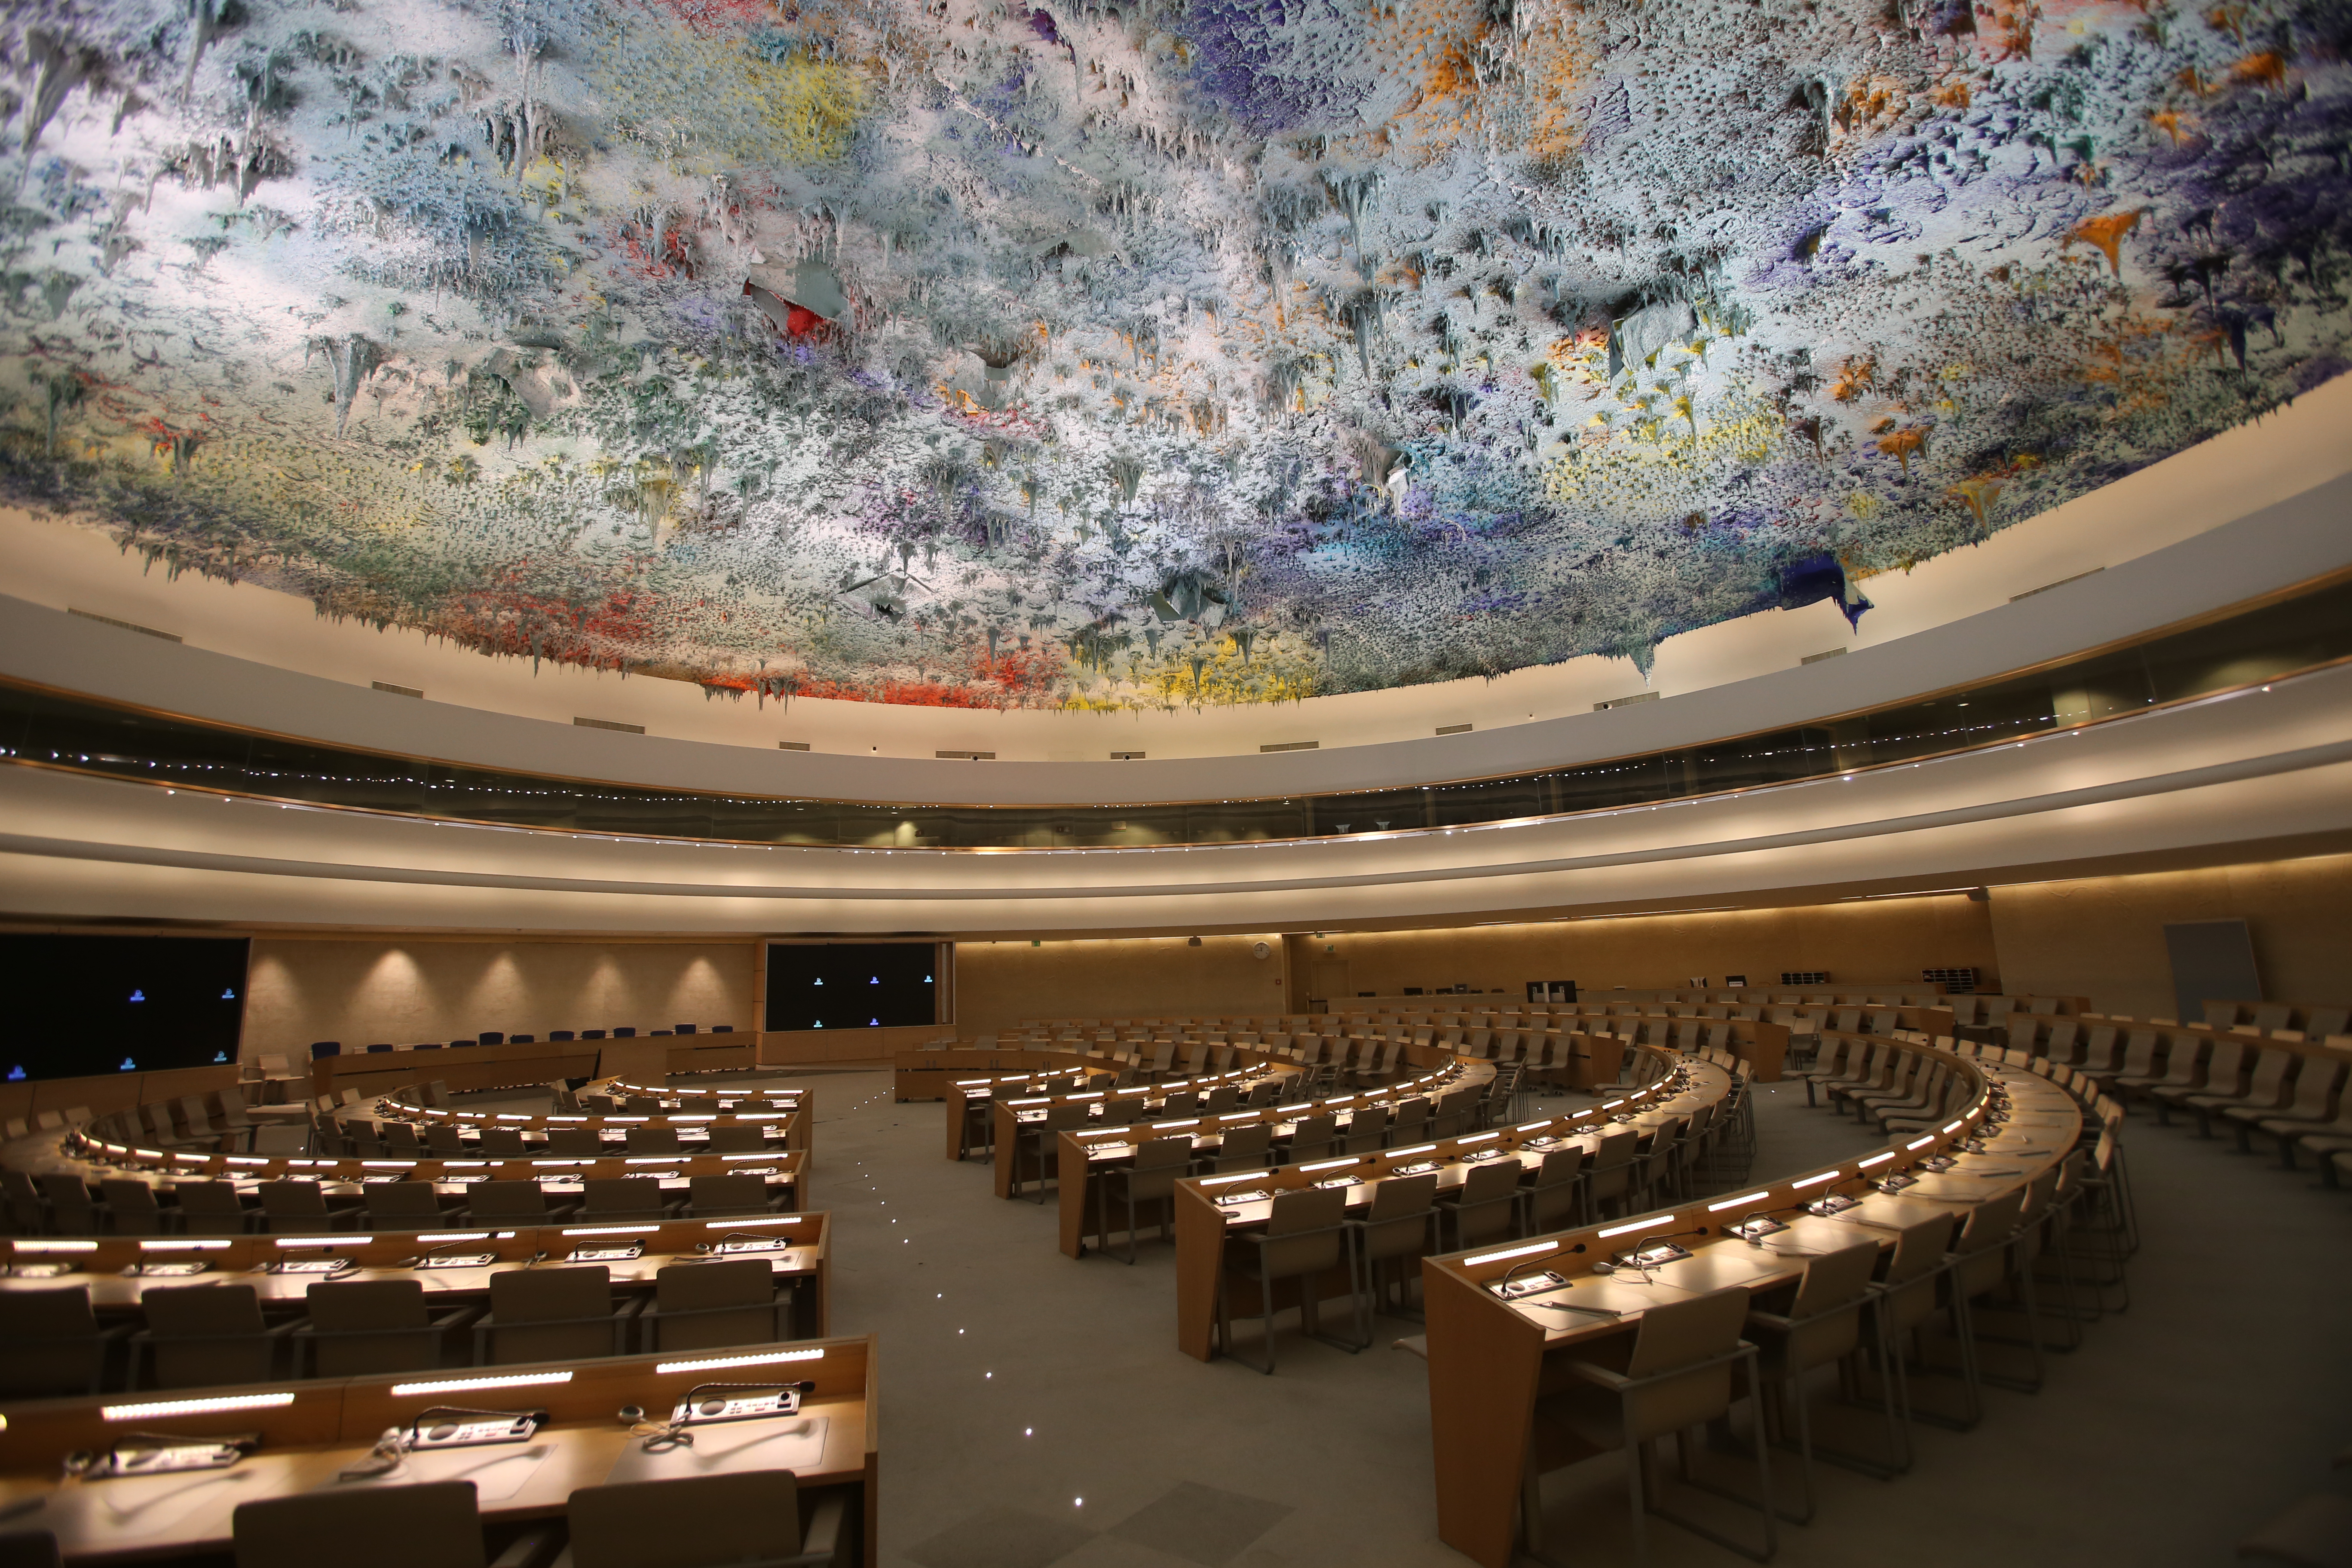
(4, 655, 2347, 934)
(3, 375, 2349, 795)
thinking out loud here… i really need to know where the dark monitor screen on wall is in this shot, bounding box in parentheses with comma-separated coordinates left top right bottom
(766, 943, 938, 1031)
(0, 936, 250, 1082)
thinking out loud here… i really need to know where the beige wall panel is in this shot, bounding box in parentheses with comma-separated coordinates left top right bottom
(1293, 898, 2001, 1001)
(1989, 852, 2352, 1019)
(242, 938, 755, 1058)
(955, 934, 1290, 1037)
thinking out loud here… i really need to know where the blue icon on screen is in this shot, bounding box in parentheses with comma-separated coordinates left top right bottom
(870, 977, 879, 984)
(221, 987, 236, 1000)
(813, 978, 823, 986)
(128, 989, 146, 1003)
(6, 1066, 22, 1082)
(212, 1051, 228, 1063)
(813, 1022, 823, 1029)
(869, 1018, 879, 1026)
(118, 1057, 136, 1072)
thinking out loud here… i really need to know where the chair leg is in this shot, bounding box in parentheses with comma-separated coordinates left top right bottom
(1750, 1368, 1779, 1562)
(1521, 1439, 1548, 1564)
(1623, 1437, 1648, 1562)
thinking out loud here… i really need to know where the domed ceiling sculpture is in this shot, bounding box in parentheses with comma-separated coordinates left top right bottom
(1, 0, 2345, 711)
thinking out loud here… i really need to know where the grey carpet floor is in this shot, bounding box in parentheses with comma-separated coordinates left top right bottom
(579, 1069, 2351, 1567)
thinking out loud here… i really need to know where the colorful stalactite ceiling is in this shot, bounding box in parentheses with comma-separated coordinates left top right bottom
(0, 0, 2346, 714)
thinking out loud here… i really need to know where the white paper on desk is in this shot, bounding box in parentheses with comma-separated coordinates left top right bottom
(600, 1417, 828, 1486)
(340, 1445, 551, 1501)
(86, 1467, 260, 1534)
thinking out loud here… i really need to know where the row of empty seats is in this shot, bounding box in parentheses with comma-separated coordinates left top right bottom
(308, 1024, 732, 1057)
(1, 1257, 805, 1395)
(4, 1171, 792, 1234)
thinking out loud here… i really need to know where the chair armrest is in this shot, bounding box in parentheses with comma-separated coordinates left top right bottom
(1563, 1357, 1637, 1392)
(429, 1304, 486, 1332)
(783, 1492, 851, 1568)
(489, 1525, 563, 1568)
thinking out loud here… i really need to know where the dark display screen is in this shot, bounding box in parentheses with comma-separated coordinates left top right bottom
(765, 943, 939, 1031)
(0, 936, 250, 1081)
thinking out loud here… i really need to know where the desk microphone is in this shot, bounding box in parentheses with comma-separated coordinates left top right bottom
(405, 1240, 489, 1269)
(1596, 1229, 1707, 1273)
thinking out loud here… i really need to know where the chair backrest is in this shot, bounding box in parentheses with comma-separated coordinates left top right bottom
(1258, 1187, 1347, 1277)
(173, 1180, 248, 1230)
(468, 1181, 551, 1222)
(259, 1181, 329, 1221)
(487, 1265, 612, 1363)
(584, 1178, 668, 1217)
(2291, 1057, 2346, 1114)
(2245, 1047, 2296, 1101)
(425, 1125, 466, 1155)
(100, 1179, 163, 1234)
(1366, 1170, 1436, 1222)
(304, 1277, 435, 1375)
(626, 1126, 683, 1154)
(1879, 1213, 1958, 1289)
(366, 1182, 447, 1224)
(687, 1175, 769, 1214)
(1626, 1286, 1750, 1379)
(652, 1259, 773, 1354)
(1455, 1158, 1521, 1218)
(1954, 1188, 2027, 1256)
(0, 1287, 102, 1397)
(233, 1479, 486, 1568)
(1217, 1124, 1271, 1167)
(1789, 1240, 1880, 1317)
(546, 1128, 602, 1156)
(1589, 1128, 1638, 1170)
(1136, 1135, 1192, 1171)
(702, 1123, 763, 1153)
(1287, 1114, 1336, 1160)
(561, 1471, 802, 1568)
(144, 1282, 272, 1388)
(480, 1127, 527, 1156)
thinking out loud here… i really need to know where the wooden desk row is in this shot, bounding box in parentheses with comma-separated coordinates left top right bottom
(55, 1136, 807, 1206)
(311, 1040, 610, 1104)
(0, 1213, 832, 1335)
(931, 1069, 1098, 1156)
(1168, 1048, 1717, 1359)
(0, 1334, 877, 1566)
(340, 1110, 803, 1158)
(893, 1043, 1292, 1102)
(1419, 1044, 2081, 1568)
(999, 1057, 1475, 1205)
(945, 1063, 1288, 1164)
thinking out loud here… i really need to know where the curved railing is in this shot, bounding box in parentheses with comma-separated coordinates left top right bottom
(3, 570, 2345, 848)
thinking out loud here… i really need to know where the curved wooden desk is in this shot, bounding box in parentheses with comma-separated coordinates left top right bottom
(0, 1212, 832, 1339)
(1418, 1040, 2081, 1568)
(0, 1334, 878, 1567)
(1169, 1048, 1727, 1362)
(41, 1130, 806, 1225)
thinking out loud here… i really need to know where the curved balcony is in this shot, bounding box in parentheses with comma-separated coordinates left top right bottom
(4, 573, 2347, 852)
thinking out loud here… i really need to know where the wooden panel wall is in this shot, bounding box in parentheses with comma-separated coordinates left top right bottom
(1281, 895, 2001, 1008)
(953, 934, 1291, 1038)
(1989, 850, 2352, 1019)
(241, 937, 756, 1058)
